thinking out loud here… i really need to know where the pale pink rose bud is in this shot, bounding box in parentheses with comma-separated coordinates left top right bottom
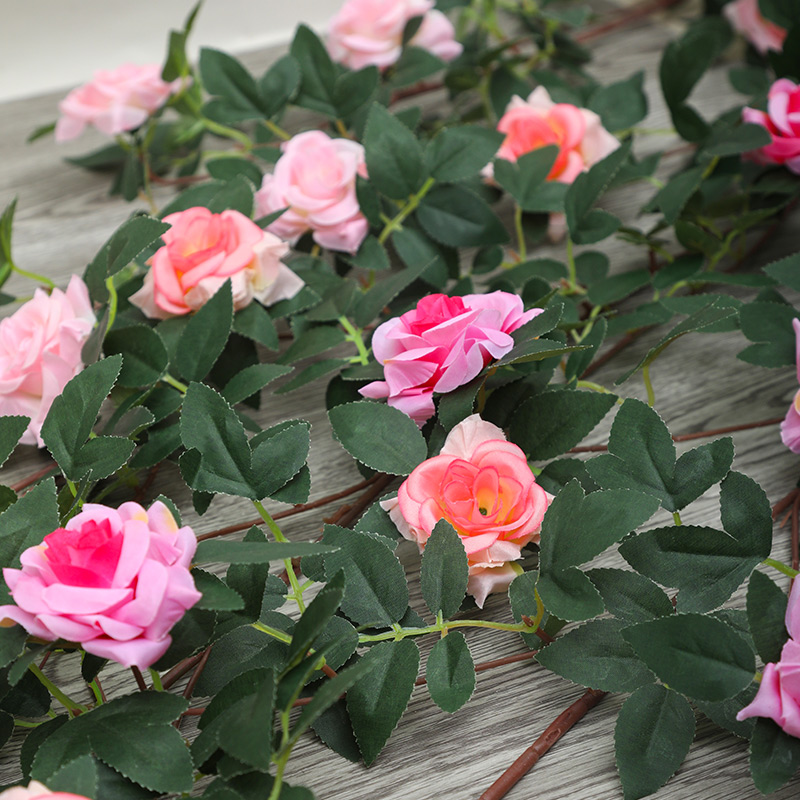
(0, 276, 94, 448)
(129, 206, 304, 319)
(382, 414, 550, 607)
(0, 781, 89, 800)
(359, 291, 541, 426)
(326, 0, 462, 71)
(743, 79, 800, 175)
(254, 130, 369, 254)
(723, 0, 786, 54)
(0, 501, 202, 670)
(781, 318, 800, 452)
(55, 63, 182, 142)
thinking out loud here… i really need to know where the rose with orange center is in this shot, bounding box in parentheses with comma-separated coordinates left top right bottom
(382, 414, 550, 607)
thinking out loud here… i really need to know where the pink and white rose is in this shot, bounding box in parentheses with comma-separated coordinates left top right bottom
(780, 318, 800, 452)
(382, 414, 550, 607)
(0, 782, 88, 800)
(0, 276, 94, 448)
(743, 79, 800, 174)
(326, 0, 462, 71)
(723, 0, 786, 55)
(255, 131, 369, 254)
(359, 292, 540, 426)
(55, 63, 182, 142)
(129, 206, 303, 319)
(0, 501, 201, 669)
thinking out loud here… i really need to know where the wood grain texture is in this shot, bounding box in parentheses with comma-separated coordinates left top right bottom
(3, 2, 800, 798)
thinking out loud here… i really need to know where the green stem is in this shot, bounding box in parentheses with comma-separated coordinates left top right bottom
(267, 751, 290, 800)
(252, 621, 293, 644)
(201, 117, 253, 152)
(378, 176, 436, 244)
(339, 316, 370, 365)
(565, 237, 578, 293)
(88, 679, 104, 705)
(149, 669, 164, 691)
(764, 558, 800, 578)
(28, 664, 87, 715)
(14, 719, 44, 728)
(263, 119, 291, 142)
(162, 373, 188, 394)
(642, 364, 656, 407)
(105, 277, 118, 332)
(10, 262, 56, 290)
(358, 617, 538, 644)
(575, 380, 612, 394)
(514, 205, 527, 261)
(673, 511, 683, 526)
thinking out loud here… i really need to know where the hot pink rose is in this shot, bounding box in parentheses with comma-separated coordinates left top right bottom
(0, 782, 88, 800)
(55, 64, 182, 142)
(743, 79, 800, 174)
(254, 131, 369, 254)
(129, 206, 303, 319)
(326, 0, 462, 71)
(780, 318, 800, 452)
(0, 501, 201, 669)
(382, 414, 549, 607)
(723, 0, 786, 54)
(0, 276, 94, 448)
(737, 579, 800, 735)
(359, 292, 540, 426)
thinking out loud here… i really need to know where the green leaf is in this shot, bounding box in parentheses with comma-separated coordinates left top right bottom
(106, 216, 170, 278)
(276, 325, 346, 365)
(206, 158, 263, 187)
(426, 631, 475, 713)
(436, 376, 483, 432)
(750, 718, 800, 794)
(46, 755, 98, 798)
(0, 626, 28, 669)
(290, 25, 337, 117)
(586, 269, 651, 306)
(615, 684, 696, 800)
(175, 281, 233, 382)
(536, 618, 654, 693)
(329, 400, 427, 475)
(233, 302, 279, 350)
(321, 525, 408, 627)
(287, 571, 346, 665)
(700, 123, 771, 157)
(200, 48, 266, 120)
(193, 569, 245, 611)
(363, 103, 425, 199)
(333, 66, 379, 118)
(622, 613, 755, 701)
(510, 390, 616, 459)
(588, 71, 648, 132)
(0, 478, 58, 571)
(426, 126, 503, 182)
(258, 54, 301, 118)
(222, 364, 292, 405)
(249, 420, 310, 498)
(720, 470, 773, 559)
(390, 46, 445, 88)
(347, 640, 420, 765)
(417, 184, 509, 248)
(217, 672, 275, 770)
(103, 325, 168, 387)
(195, 540, 338, 564)
(747, 570, 789, 665)
(587, 568, 674, 624)
(493, 147, 560, 212)
(420, 519, 469, 620)
(0, 416, 31, 468)
(565, 318, 607, 381)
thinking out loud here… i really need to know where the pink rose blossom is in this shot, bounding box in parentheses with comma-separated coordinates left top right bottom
(781, 318, 800, 452)
(382, 414, 550, 607)
(723, 0, 786, 54)
(359, 292, 540, 426)
(0, 501, 201, 669)
(0, 781, 88, 800)
(326, 0, 462, 71)
(254, 131, 369, 254)
(55, 64, 182, 142)
(129, 206, 303, 319)
(0, 276, 94, 448)
(743, 79, 800, 174)
(737, 579, 800, 735)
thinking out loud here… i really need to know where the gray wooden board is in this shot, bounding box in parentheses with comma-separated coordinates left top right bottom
(2, 2, 800, 798)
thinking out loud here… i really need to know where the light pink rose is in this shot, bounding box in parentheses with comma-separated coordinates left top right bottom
(55, 64, 182, 142)
(0, 501, 201, 669)
(737, 579, 800, 735)
(0, 276, 94, 448)
(743, 79, 800, 174)
(254, 131, 369, 254)
(0, 781, 88, 800)
(781, 318, 800, 452)
(723, 0, 786, 54)
(129, 206, 303, 319)
(359, 292, 540, 426)
(382, 414, 550, 607)
(326, 0, 462, 71)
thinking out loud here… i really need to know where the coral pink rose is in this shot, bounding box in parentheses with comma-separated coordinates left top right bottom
(326, 0, 462, 71)
(781, 318, 800, 452)
(129, 207, 303, 319)
(359, 292, 540, 426)
(737, 579, 800, 735)
(0, 782, 88, 800)
(743, 79, 800, 174)
(723, 0, 786, 54)
(0, 501, 201, 669)
(55, 64, 182, 142)
(255, 131, 369, 254)
(382, 414, 550, 607)
(0, 276, 94, 448)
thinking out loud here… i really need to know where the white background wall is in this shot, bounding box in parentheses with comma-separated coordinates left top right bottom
(1, 0, 343, 102)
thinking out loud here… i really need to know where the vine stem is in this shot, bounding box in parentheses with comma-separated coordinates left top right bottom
(642, 364, 656, 407)
(162, 373, 188, 394)
(378, 177, 436, 244)
(764, 558, 800, 578)
(514, 205, 527, 261)
(9, 263, 56, 290)
(28, 664, 86, 715)
(339, 316, 370, 365)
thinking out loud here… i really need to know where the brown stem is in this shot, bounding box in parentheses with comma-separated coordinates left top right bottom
(575, 0, 684, 44)
(477, 689, 607, 800)
(183, 647, 212, 700)
(415, 650, 537, 686)
(131, 666, 148, 692)
(321, 663, 339, 680)
(580, 330, 645, 379)
(11, 463, 58, 493)
(161, 652, 205, 691)
(134, 462, 162, 505)
(182, 707, 205, 716)
(330, 473, 396, 530)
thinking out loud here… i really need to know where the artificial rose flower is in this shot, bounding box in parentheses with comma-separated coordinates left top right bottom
(0, 276, 94, 448)
(254, 131, 369, 254)
(737, 579, 800, 735)
(129, 206, 303, 319)
(382, 414, 549, 607)
(723, 0, 786, 55)
(743, 79, 800, 174)
(0, 781, 88, 800)
(359, 292, 540, 426)
(781, 318, 800, 452)
(326, 0, 462, 71)
(0, 501, 201, 669)
(55, 63, 182, 142)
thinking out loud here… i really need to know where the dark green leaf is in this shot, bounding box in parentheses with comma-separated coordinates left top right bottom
(175, 281, 233, 382)
(233, 302, 279, 350)
(700, 123, 771, 157)
(426, 631, 475, 713)
(290, 25, 337, 116)
(426, 126, 503, 182)
(249, 420, 310, 498)
(333, 66, 379, 118)
(588, 71, 648, 132)
(587, 568, 674, 624)
(0, 416, 31, 468)
(287, 571, 346, 665)
(46, 755, 98, 798)
(750, 717, 800, 793)
(420, 519, 469, 620)
(259, 54, 301, 117)
(276, 325, 346, 365)
(222, 364, 292, 404)
(195, 540, 338, 564)
(193, 569, 245, 611)
(104, 325, 168, 387)
(217, 672, 275, 770)
(106, 216, 170, 278)
(418, 184, 509, 247)
(587, 269, 651, 306)
(747, 570, 789, 665)
(0, 626, 28, 669)
(493, 147, 560, 211)
(200, 48, 266, 120)
(0, 478, 59, 570)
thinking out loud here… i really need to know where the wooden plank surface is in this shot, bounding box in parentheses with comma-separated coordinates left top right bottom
(3, 2, 800, 798)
